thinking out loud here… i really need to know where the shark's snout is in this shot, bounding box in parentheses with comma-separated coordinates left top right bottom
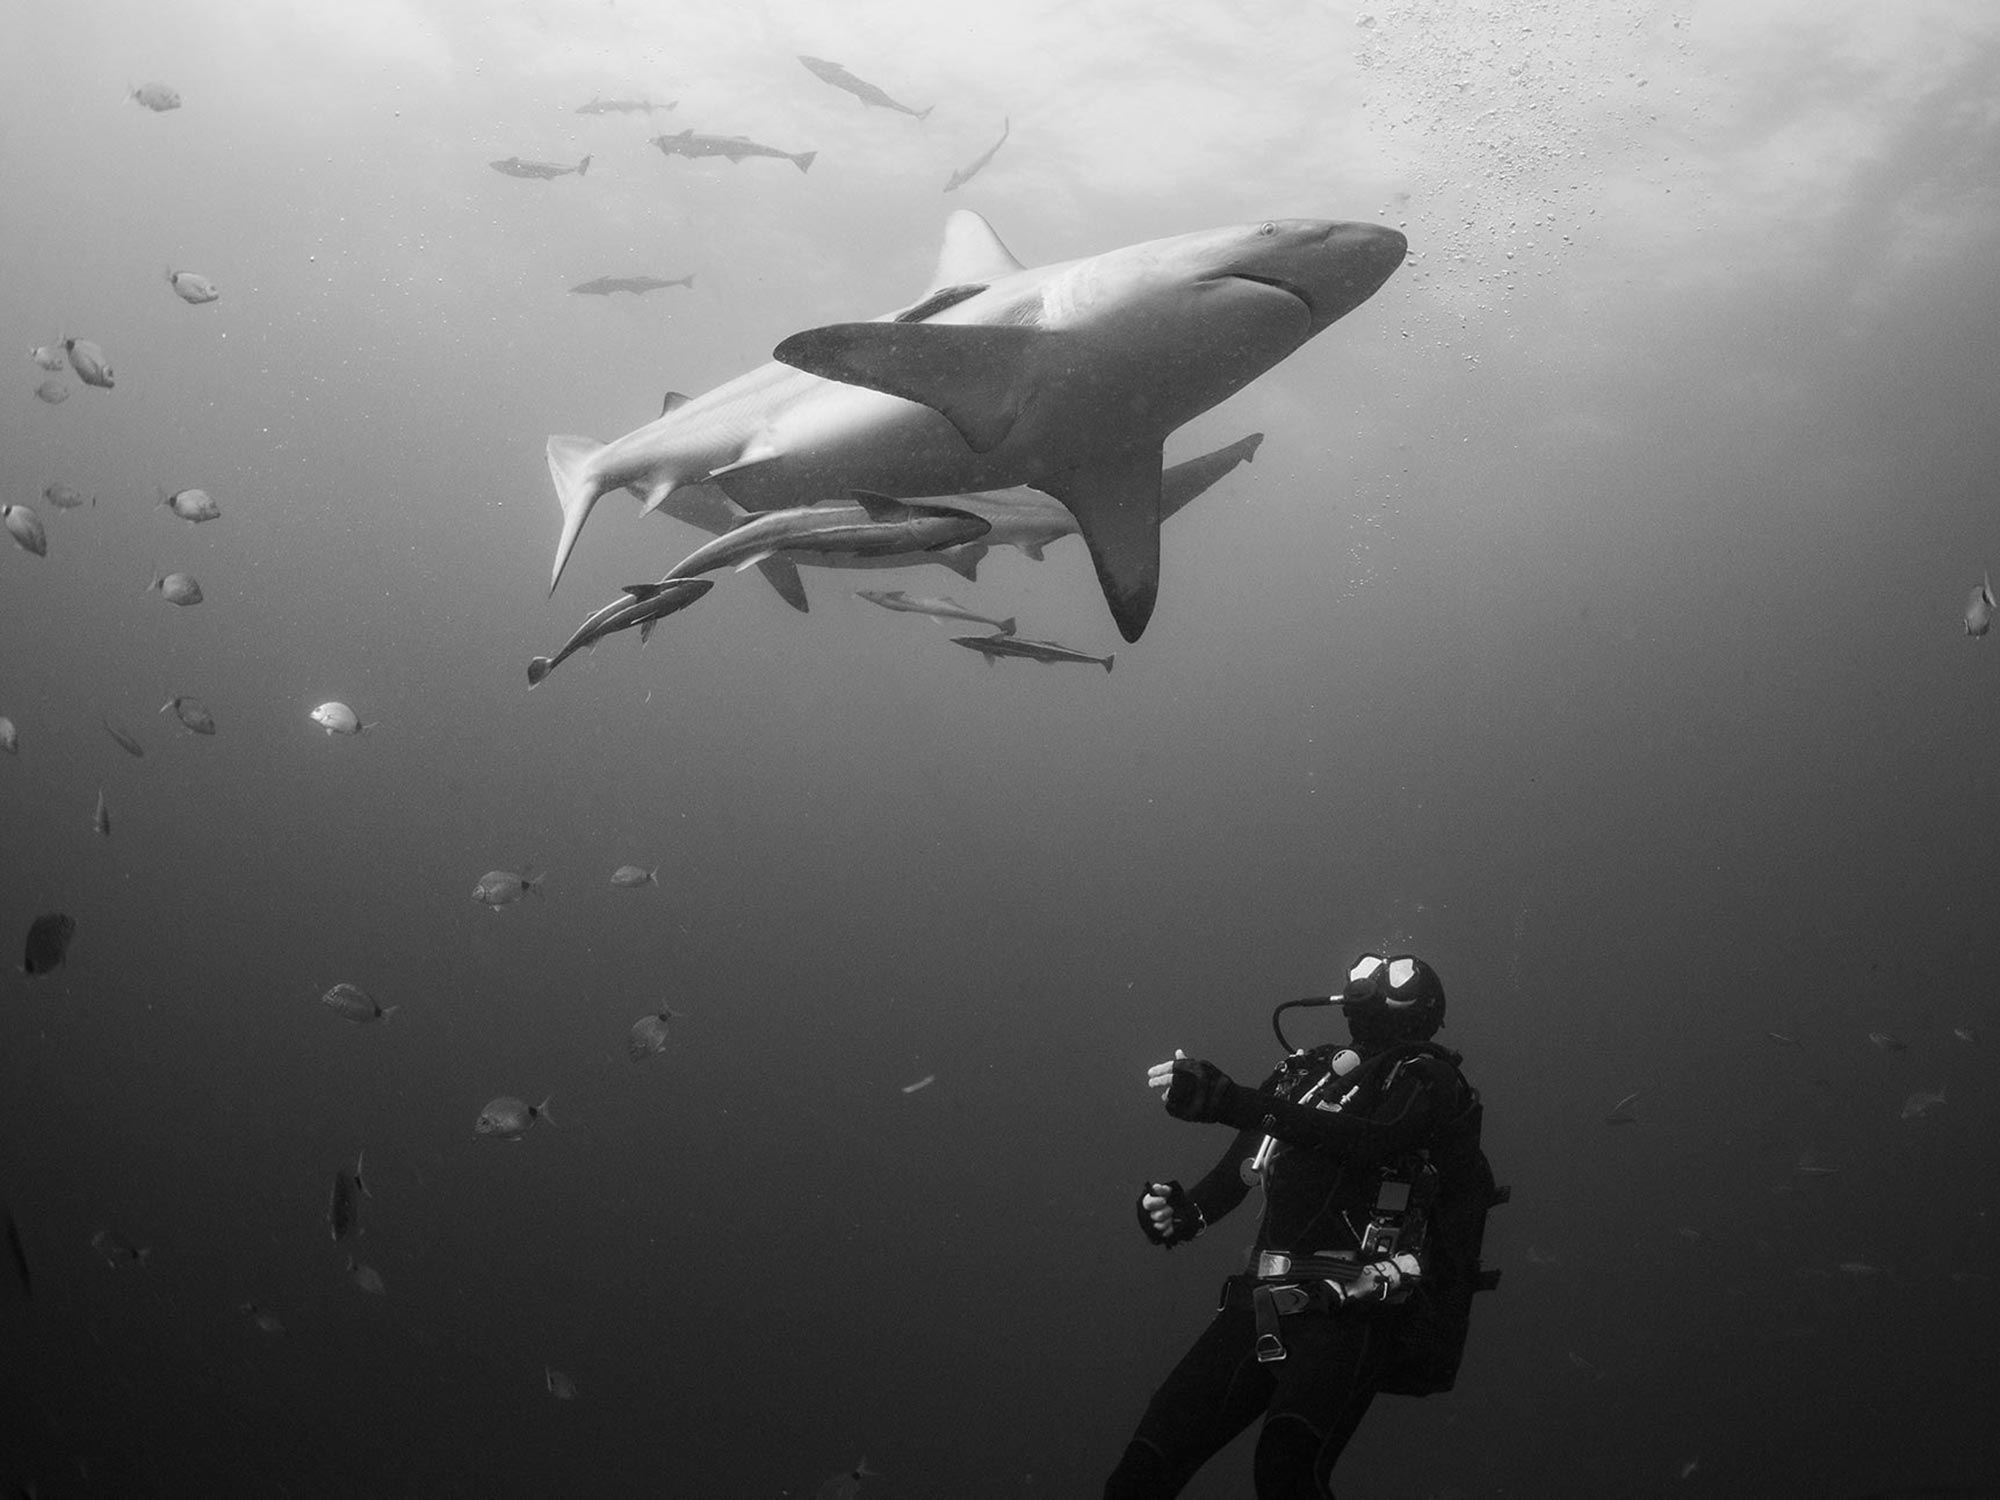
(1307, 222, 1408, 331)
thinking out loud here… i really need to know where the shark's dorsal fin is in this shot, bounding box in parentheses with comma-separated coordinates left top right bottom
(660, 391, 690, 418)
(774, 322, 1040, 453)
(847, 490, 915, 523)
(928, 209, 1024, 292)
(1033, 449, 1165, 643)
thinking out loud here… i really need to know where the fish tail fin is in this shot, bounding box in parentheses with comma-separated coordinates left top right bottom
(546, 435, 609, 593)
(647, 867, 659, 885)
(1102, 653, 1116, 674)
(359, 720, 380, 734)
(527, 656, 553, 687)
(535, 1096, 556, 1127)
(915, 104, 934, 121)
(524, 870, 546, 898)
(380, 1006, 398, 1023)
(792, 150, 817, 173)
(577, 154, 591, 176)
(999, 617, 1017, 636)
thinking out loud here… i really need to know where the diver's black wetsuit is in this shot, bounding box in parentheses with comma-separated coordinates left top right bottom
(1105, 1044, 1471, 1500)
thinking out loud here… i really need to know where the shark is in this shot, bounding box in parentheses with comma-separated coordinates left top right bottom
(544, 210, 1405, 641)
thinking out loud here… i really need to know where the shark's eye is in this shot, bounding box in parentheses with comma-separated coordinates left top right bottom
(1258, 221, 1277, 236)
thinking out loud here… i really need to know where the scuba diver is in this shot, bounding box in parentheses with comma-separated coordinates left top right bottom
(1105, 952, 1505, 1499)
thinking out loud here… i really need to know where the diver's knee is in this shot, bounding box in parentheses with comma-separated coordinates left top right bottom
(1104, 1438, 1180, 1499)
(1252, 1412, 1331, 1498)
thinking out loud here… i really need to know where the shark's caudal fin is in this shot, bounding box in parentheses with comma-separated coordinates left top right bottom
(1035, 450, 1165, 643)
(546, 436, 607, 593)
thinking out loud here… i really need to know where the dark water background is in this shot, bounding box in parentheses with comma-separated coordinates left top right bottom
(4, 2, 1999, 1495)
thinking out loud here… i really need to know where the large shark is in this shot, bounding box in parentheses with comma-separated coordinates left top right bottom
(545, 211, 1405, 640)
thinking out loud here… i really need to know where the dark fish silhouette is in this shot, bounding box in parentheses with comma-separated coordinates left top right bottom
(570, 275, 695, 296)
(327, 1152, 367, 1242)
(24, 913, 76, 975)
(649, 129, 815, 173)
(798, 56, 931, 119)
(490, 154, 591, 180)
(945, 118, 1009, 192)
(102, 718, 145, 757)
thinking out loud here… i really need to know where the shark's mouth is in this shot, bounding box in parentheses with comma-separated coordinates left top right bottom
(1211, 272, 1316, 319)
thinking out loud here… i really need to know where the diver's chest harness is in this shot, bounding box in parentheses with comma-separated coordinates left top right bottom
(1229, 1043, 1448, 1363)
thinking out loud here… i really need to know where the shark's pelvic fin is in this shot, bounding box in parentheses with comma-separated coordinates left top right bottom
(929, 209, 1026, 291)
(1035, 450, 1165, 643)
(941, 548, 980, 582)
(754, 555, 809, 611)
(547, 435, 608, 593)
(772, 322, 1041, 453)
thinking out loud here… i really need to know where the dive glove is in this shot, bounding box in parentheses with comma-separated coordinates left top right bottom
(1135, 1181, 1206, 1249)
(1163, 1059, 1237, 1123)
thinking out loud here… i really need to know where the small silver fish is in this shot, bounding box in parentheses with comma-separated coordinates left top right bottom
(1867, 1031, 1906, 1052)
(3, 505, 48, 558)
(628, 1009, 683, 1062)
(91, 787, 110, 837)
(64, 338, 113, 389)
(34, 377, 69, 404)
(1794, 1151, 1840, 1176)
(1836, 1260, 1883, 1277)
(1953, 1026, 1978, 1044)
(310, 701, 371, 736)
(165, 268, 219, 304)
(91, 1229, 150, 1268)
(320, 982, 396, 1024)
(147, 570, 203, 606)
(239, 1300, 285, 1334)
(1764, 1030, 1802, 1047)
(490, 155, 591, 180)
(574, 96, 676, 115)
(131, 82, 182, 112)
(345, 1255, 386, 1295)
(160, 696, 217, 735)
(327, 1151, 367, 1241)
(476, 1095, 554, 1138)
(1966, 572, 1995, 637)
(102, 718, 145, 757)
(610, 864, 658, 888)
(41, 481, 90, 510)
(159, 486, 220, 523)
(0, 717, 16, 755)
(473, 869, 544, 909)
(944, 117, 1010, 192)
(545, 1365, 578, 1400)
(1901, 1084, 1946, 1120)
(29, 343, 65, 372)
(1604, 1092, 1639, 1125)
(901, 1074, 936, 1095)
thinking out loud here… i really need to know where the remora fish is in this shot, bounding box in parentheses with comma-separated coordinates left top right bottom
(661, 494, 990, 584)
(857, 589, 1015, 634)
(570, 274, 695, 296)
(649, 129, 816, 172)
(944, 118, 1009, 192)
(527, 577, 714, 687)
(544, 212, 1403, 641)
(797, 56, 932, 119)
(491, 155, 591, 180)
(574, 96, 675, 115)
(950, 632, 1114, 672)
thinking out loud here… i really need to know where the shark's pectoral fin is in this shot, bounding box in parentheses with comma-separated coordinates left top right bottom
(773, 323, 1042, 454)
(754, 555, 809, 612)
(1035, 450, 1165, 643)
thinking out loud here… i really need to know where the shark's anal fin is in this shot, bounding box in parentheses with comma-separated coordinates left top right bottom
(754, 555, 809, 612)
(772, 323, 1042, 454)
(1035, 450, 1165, 643)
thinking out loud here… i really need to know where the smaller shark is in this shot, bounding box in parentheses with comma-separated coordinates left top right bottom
(951, 633, 1114, 673)
(798, 56, 932, 120)
(571, 275, 696, 296)
(857, 590, 1016, 635)
(944, 118, 1009, 193)
(528, 578, 714, 686)
(491, 154, 591, 180)
(663, 495, 989, 583)
(575, 96, 675, 115)
(650, 130, 815, 173)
